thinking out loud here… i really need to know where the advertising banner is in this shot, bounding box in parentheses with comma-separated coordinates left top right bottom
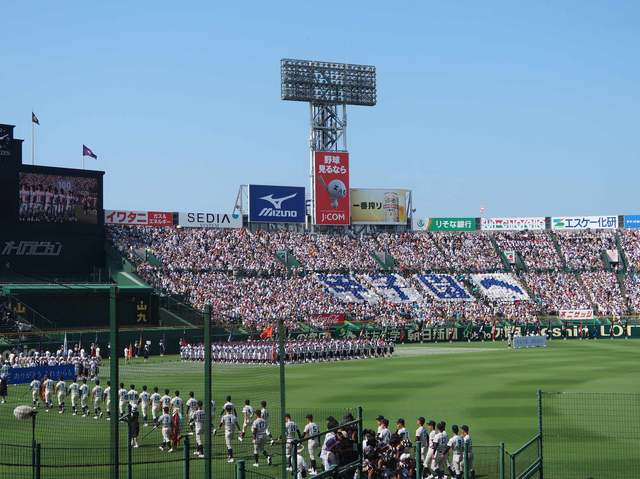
(314, 152, 350, 225)
(481, 217, 545, 231)
(248, 185, 305, 223)
(625, 215, 640, 228)
(504, 251, 516, 264)
(177, 212, 242, 229)
(513, 336, 547, 348)
(105, 210, 172, 226)
(1, 364, 76, 385)
(350, 189, 407, 224)
(311, 313, 345, 325)
(413, 217, 475, 231)
(559, 309, 593, 319)
(552, 216, 617, 230)
(606, 250, 619, 263)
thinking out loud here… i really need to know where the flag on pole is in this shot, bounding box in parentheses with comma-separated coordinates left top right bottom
(228, 327, 234, 342)
(593, 325, 598, 339)
(463, 322, 472, 341)
(32, 112, 40, 125)
(38, 334, 43, 354)
(384, 324, 389, 341)
(478, 321, 485, 341)
(400, 325, 406, 343)
(250, 327, 254, 341)
(83, 144, 97, 159)
(359, 325, 366, 338)
(579, 318, 583, 340)
(63, 333, 68, 354)
(624, 317, 628, 338)
(129, 343, 133, 360)
(260, 326, 274, 339)
(182, 330, 187, 347)
(448, 322, 455, 342)
(326, 323, 331, 338)
(609, 320, 614, 338)
(78, 333, 82, 351)
(481, 202, 484, 214)
(491, 321, 497, 341)
(138, 330, 143, 356)
(548, 318, 552, 339)
(534, 318, 540, 335)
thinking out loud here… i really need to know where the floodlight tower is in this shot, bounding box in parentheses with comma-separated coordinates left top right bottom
(280, 59, 376, 227)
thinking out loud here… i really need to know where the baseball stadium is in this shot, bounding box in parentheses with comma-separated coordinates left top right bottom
(2, 11, 640, 477)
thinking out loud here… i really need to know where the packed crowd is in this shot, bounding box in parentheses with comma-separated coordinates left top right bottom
(624, 276, 640, 313)
(555, 231, 616, 270)
(581, 272, 628, 316)
(493, 231, 563, 270)
(106, 226, 639, 323)
(619, 230, 640, 272)
(523, 272, 592, 314)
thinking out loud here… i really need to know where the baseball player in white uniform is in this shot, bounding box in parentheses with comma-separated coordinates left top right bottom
(189, 401, 206, 458)
(150, 387, 162, 424)
(251, 410, 272, 467)
(284, 413, 302, 470)
(55, 376, 66, 413)
(446, 425, 464, 479)
(157, 407, 174, 453)
(139, 386, 150, 426)
(303, 414, 320, 475)
(219, 405, 241, 462)
(104, 381, 111, 420)
(462, 425, 475, 479)
(91, 380, 103, 419)
(69, 378, 80, 415)
(415, 417, 429, 464)
(430, 422, 449, 479)
(239, 399, 254, 441)
(79, 379, 90, 417)
(29, 375, 41, 409)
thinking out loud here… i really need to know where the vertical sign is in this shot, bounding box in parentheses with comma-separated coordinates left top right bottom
(314, 152, 350, 225)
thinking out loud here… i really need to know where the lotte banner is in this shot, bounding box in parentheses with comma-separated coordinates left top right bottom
(314, 152, 350, 225)
(312, 313, 345, 325)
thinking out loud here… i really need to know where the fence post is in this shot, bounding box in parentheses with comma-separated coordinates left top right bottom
(415, 440, 422, 479)
(33, 442, 41, 479)
(511, 450, 516, 479)
(236, 459, 245, 479)
(538, 389, 543, 479)
(204, 305, 212, 479)
(279, 318, 287, 479)
(184, 436, 190, 479)
(292, 439, 298, 476)
(127, 425, 132, 479)
(357, 406, 364, 479)
(464, 441, 468, 479)
(499, 442, 505, 479)
(110, 285, 119, 479)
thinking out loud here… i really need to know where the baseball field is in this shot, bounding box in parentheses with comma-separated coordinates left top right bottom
(1, 338, 638, 478)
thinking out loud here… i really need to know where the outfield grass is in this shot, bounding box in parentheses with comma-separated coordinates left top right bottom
(1, 339, 638, 478)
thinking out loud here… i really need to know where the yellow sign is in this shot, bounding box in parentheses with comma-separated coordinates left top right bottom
(350, 189, 407, 224)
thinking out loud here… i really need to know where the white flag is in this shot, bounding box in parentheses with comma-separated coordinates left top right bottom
(63, 333, 67, 354)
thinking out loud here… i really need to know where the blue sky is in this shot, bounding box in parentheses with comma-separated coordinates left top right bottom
(3, 1, 639, 218)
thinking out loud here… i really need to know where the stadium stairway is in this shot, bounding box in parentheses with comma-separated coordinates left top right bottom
(574, 272, 597, 312)
(550, 232, 569, 272)
(617, 274, 633, 314)
(489, 234, 512, 272)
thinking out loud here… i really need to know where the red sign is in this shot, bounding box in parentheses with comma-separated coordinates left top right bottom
(312, 313, 345, 325)
(559, 310, 593, 319)
(105, 210, 172, 226)
(314, 152, 350, 225)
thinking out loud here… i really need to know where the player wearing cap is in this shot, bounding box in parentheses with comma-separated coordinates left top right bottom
(378, 418, 391, 445)
(461, 425, 475, 479)
(117, 383, 128, 417)
(29, 375, 41, 409)
(375, 415, 385, 436)
(445, 425, 464, 479)
(150, 387, 162, 424)
(80, 378, 90, 417)
(219, 404, 241, 462)
(68, 377, 80, 415)
(260, 400, 275, 446)
(189, 401, 206, 458)
(430, 422, 449, 479)
(251, 409, 272, 467)
(42, 375, 54, 412)
(423, 420, 438, 478)
(239, 399, 254, 441)
(55, 376, 66, 414)
(415, 417, 429, 464)
(303, 413, 320, 475)
(396, 418, 410, 441)
(222, 395, 237, 418)
(127, 384, 139, 408)
(91, 379, 103, 419)
(284, 413, 302, 471)
(158, 406, 175, 452)
(170, 390, 183, 415)
(104, 381, 111, 420)
(186, 391, 197, 430)
(139, 385, 150, 426)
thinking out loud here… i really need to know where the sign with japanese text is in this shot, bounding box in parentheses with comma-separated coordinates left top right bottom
(552, 216, 617, 230)
(248, 185, 305, 223)
(105, 210, 172, 226)
(504, 251, 516, 264)
(4, 364, 76, 385)
(412, 217, 475, 231)
(559, 309, 593, 319)
(177, 212, 242, 229)
(350, 189, 407, 224)
(314, 152, 350, 225)
(311, 313, 345, 325)
(625, 215, 640, 228)
(481, 217, 545, 231)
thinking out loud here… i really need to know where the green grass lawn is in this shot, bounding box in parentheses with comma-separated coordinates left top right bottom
(1, 339, 638, 478)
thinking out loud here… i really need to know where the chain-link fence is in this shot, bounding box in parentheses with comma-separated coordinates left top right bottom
(541, 391, 640, 478)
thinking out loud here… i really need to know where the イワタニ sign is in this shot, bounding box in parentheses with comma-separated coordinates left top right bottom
(413, 217, 475, 231)
(552, 216, 617, 230)
(314, 152, 350, 225)
(350, 189, 407, 224)
(177, 212, 242, 229)
(481, 217, 545, 231)
(105, 210, 172, 226)
(248, 185, 305, 223)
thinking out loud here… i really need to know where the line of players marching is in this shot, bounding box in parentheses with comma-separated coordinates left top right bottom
(180, 338, 396, 364)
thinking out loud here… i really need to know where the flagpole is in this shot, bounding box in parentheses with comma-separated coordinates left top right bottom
(31, 109, 34, 165)
(82, 143, 85, 170)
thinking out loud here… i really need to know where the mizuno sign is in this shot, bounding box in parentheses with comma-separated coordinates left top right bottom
(249, 185, 305, 223)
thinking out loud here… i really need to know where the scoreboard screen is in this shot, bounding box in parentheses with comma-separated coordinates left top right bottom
(19, 173, 99, 224)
